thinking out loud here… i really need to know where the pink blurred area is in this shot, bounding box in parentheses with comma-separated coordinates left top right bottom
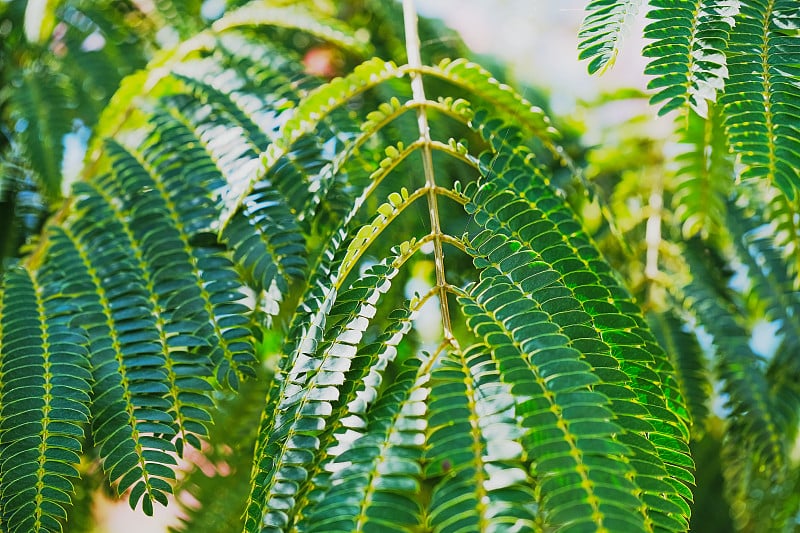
(419, 0, 650, 114)
(94, 495, 181, 533)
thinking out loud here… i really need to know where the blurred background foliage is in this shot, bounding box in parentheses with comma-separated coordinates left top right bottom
(0, 0, 798, 531)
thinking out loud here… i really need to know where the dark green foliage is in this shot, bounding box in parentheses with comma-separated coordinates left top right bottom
(465, 134, 692, 531)
(638, 0, 800, 200)
(682, 238, 792, 530)
(582, 5, 800, 526)
(719, 0, 800, 199)
(0, 267, 91, 532)
(671, 104, 732, 239)
(6, 66, 73, 201)
(726, 219, 800, 530)
(646, 309, 711, 436)
(423, 345, 537, 531)
(644, 0, 737, 117)
(0, 1, 797, 532)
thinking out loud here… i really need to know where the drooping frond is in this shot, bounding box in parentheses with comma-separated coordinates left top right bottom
(681, 238, 789, 529)
(5, 66, 73, 202)
(103, 136, 256, 389)
(643, 0, 738, 117)
(671, 104, 733, 239)
(457, 282, 643, 531)
(464, 132, 693, 531)
(168, 39, 317, 302)
(0, 267, 91, 532)
(244, 245, 413, 532)
(44, 221, 179, 516)
(682, 239, 783, 462)
(0, 24, 343, 519)
(423, 344, 537, 531)
(579, 0, 644, 74)
(646, 309, 711, 435)
(719, 0, 800, 199)
(290, 307, 417, 524)
(299, 356, 430, 532)
(725, 199, 800, 445)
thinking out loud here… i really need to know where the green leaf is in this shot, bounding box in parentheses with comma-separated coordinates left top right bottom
(681, 238, 787, 529)
(0, 267, 91, 532)
(299, 357, 429, 533)
(644, 0, 738, 117)
(646, 309, 711, 436)
(466, 122, 692, 530)
(720, 0, 800, 199)
(671, 104, 733, 239)
(579, 0, 644, 74)
(425, 345, 536, 532)
(0, 6, 709, 532)
(244, 249, 406, 532)
(6, 66, 73, 202)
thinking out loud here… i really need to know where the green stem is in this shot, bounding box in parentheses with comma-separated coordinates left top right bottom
(402, 0, 453, 341)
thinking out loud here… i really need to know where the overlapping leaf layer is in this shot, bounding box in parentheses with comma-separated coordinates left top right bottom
(0, 8, 319, 527)
(638, 0, 800, 204)
(0, 2, 697, 532)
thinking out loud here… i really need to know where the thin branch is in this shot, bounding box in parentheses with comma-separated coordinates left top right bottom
(645, 174, 663, 304)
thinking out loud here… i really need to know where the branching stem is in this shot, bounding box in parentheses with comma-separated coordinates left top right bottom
(403, 0, 453, 341)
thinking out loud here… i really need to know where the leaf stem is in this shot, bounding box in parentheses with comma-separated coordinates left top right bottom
(403, 0, 453, 341)
(645, 173, 663, 304)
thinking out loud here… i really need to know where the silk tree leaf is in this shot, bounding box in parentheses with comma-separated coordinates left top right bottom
(299, 357, 429, 533)
(424, 344, 537, 532)
(0, 267, 91, 533)
(644, 0, 738, 117)
(725, 199, 800, 444)
(40, 223, 177, 515)
(0, 7, 705, 531)
(720, 0, 800, 199)
(646, 309, 711, 436)
(6, 66, 73, 202)
(579, 0, 644, 74)
(104, 138, 256, 389)
(465, 122, 692, 531)
(244, 247, 408, 532)
(671, 104, 733, 239)
(681, 238, 787, 530)
(68, 177, 214, 457)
